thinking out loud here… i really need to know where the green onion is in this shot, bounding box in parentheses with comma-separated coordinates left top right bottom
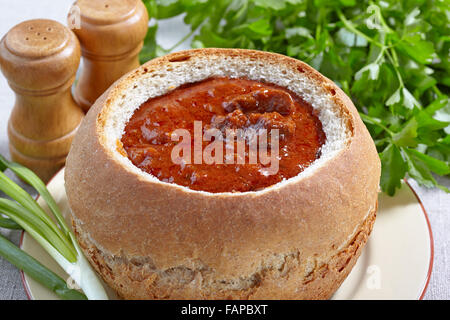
(0, 156, 71, 237)
(0, 155, 108, 300)
(0, 234, 87, 300)
(0, 197, 77, 262)
(0, 171, 76, 262)
(0, 216, 22, 229)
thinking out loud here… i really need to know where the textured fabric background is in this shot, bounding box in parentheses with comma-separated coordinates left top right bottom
(0, 0, 448, 300)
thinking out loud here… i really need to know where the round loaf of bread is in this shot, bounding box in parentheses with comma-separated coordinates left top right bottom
(65, 48, 380, 299)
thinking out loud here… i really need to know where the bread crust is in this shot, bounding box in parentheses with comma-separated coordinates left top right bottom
(65, 48, 381, 299)
(73, 204, 376, 299)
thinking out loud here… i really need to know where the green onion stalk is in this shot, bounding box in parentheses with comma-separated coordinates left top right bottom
(0, 155, 108, 300)
(0, 233, 87, 300)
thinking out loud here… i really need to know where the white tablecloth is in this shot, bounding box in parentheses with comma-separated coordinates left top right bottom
(0, 0, 448, 300)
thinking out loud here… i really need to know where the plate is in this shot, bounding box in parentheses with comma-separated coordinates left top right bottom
(20, 168, 433, 300)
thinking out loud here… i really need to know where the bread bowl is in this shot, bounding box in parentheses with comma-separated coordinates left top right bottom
(65, 48, 381, 299)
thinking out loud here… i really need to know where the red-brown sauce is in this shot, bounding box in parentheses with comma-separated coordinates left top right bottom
(121, 77, 325, 193)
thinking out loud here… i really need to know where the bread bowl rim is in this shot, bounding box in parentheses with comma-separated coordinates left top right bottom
(96, 48, 354, 197)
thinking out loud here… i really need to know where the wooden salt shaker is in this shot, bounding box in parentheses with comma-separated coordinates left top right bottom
(70, 0, 149, 112)
(0, 19, 84, 182)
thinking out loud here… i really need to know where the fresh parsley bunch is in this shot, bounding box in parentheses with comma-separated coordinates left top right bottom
(140, 0, 450, 196)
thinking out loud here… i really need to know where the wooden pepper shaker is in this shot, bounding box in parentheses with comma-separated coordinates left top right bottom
(0, 19, 84, 182)
(70, 0, 149, 112)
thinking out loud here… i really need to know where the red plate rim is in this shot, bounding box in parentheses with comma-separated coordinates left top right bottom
(19, 170, 434, 300)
